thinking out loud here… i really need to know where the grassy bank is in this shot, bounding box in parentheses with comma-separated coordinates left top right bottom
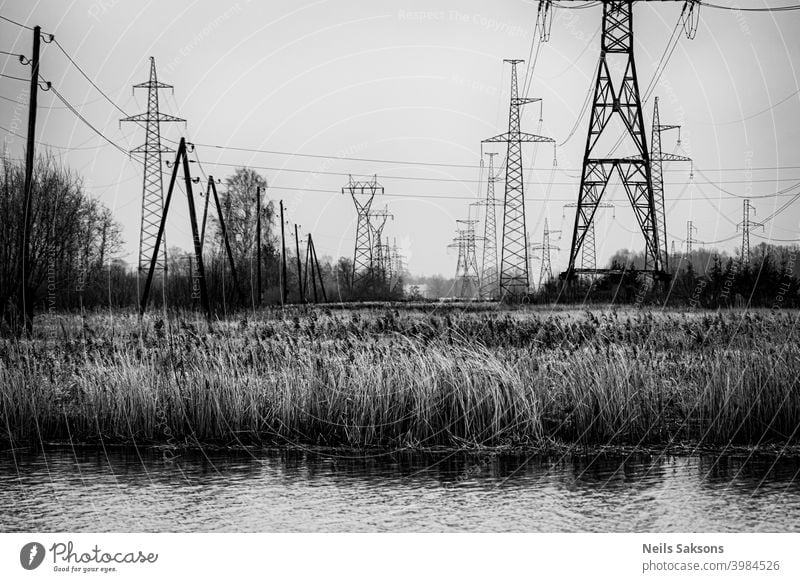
(1, 307, 799, 450)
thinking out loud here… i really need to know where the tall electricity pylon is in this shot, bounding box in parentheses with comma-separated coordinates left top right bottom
(472, 152, 503, 300)
(483, 60, 554, 300)
(650, 96, 692, 273)
(540, 1, 698, 283)
(563, 201, 614, 272)
(369, 206, 392, 281)
(738, 199, 763, 265)
(531, 218, 560, 289)
(343, 175, 382, 286)
(450, 220, 481, 299)
(685, 220, 700, 256)
(121, 57, 185, 273)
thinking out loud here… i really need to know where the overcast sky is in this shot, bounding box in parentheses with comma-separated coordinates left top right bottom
(1, 0, 799, 276)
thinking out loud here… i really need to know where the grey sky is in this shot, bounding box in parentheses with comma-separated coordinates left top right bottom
(1, 0, 799, 276)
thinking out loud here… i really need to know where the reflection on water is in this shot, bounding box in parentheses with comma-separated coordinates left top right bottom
(1, 447, 798, 532)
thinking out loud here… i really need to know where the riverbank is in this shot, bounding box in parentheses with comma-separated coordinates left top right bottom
(1, 307, 798, 450)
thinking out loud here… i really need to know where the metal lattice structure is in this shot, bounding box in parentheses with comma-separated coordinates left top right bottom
(537, 1, 698, 282)
(531, 218, 560, 289)
(121, 57, 185, 272)
(650, 96, 692, 273)
(369, 206, 393, 281)
(343, 175, 382, 286)
(563, 201, 614, 273)
(472, 152, 503, 300)
(449, 220, 481, 299)
(685, 220, 699, 256)
(738, 199, 763, 265)
(483, 60, 554, 299)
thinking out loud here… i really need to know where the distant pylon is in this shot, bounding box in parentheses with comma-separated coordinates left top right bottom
(369, 206, 393, 282)
(738, 199, 763, 265)
(390, 237, 405, 290)
(483, 59, 554, 300)
(531, 218, 561, 289)
(449, 220, 480, 299)
(343, 175, 382, 286)
(650, 96, 692, 273)
(472, 152, 503, 300)
(685, 220, 699, 256)
(563, 201, 614, 273)
(121, 57, 185, 273)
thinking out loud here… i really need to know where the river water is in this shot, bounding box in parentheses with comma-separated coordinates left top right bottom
(1, 447, 798, 532)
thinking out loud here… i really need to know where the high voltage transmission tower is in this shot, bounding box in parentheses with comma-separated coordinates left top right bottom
(369, 206, 393, 282)
(483, 60, 554, 300)
(449, 220, 481, 299)
(685, 220, 701, 256)
(539, 1, 699, 285)
(121, 57, 184, 273)
(390, 237, 406, 289)
(563, 201, 614, 273)
(471, 152, 503, 300)
(343, 175, 382, 287)
(650, 96, 692, 273)
(531, 218, 560, 289)
(738, 199, 763, 265)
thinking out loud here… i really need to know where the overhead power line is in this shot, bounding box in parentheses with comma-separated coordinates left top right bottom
(701, 2, 800, 11)
(0, 14, 33, 30)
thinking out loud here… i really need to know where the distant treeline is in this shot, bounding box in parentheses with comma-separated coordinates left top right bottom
(1, 156, 404, 323)
(535, 244, 800, 308)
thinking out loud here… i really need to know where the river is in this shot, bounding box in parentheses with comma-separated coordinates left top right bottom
(1, 447, 798, 532)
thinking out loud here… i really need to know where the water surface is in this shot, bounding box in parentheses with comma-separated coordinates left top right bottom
(1, 447, 798, 532)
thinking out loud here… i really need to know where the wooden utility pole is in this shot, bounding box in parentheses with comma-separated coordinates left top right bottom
(280, 200, 287, 305)
(17, 25, 42, 333)
(255, 186, 262, 306)
(294, 224, 304, 302)
(309, 234, 327, 303)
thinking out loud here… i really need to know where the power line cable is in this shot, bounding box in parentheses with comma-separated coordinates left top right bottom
(0, 14, 32, 30)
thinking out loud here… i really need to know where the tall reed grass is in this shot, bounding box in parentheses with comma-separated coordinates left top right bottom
(1, 307, 798, 449)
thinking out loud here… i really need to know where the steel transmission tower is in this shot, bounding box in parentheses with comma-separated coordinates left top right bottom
(483, 60, 554, 299)
(685, 220, 699, 256)
(450, 220, 481, 299)
(472, 152, 503, 299)
(539, 1, 698, 283)
(122, 57, 185, 272)
(563, 201, 614, 272)
(369, 206, 393, 282)
(343, 175, 382, 286)
(650, 96, 692, 273)
(738, 199, 763, 265)
(531, 218, 561, 289)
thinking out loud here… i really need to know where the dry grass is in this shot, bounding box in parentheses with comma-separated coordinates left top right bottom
(1, 306, 798, 449)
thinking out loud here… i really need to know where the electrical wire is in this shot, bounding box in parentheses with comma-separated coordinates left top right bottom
(701, 1, 800, 11)
(49, 85, 130, 156)
(0, 14, 32, 30)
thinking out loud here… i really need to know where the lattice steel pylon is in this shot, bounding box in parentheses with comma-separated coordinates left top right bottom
(650, 96, 692, 273)
(369, 206, 393, 282)
(472, 152, 503, 300)
(343, 175, 382, 286)
(121, 57, 185, 273)
(685, 220, 700, 256)
(449, 220, 481, 299)
(531, 218, 561, 289)
(738, 199, 763, 265)
(483, 60, 554, 300)
(546, 2, 696, 283)
(563, 201, 614, 273)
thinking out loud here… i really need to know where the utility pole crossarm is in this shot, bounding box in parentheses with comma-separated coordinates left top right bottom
(483, 131, 555, 144)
